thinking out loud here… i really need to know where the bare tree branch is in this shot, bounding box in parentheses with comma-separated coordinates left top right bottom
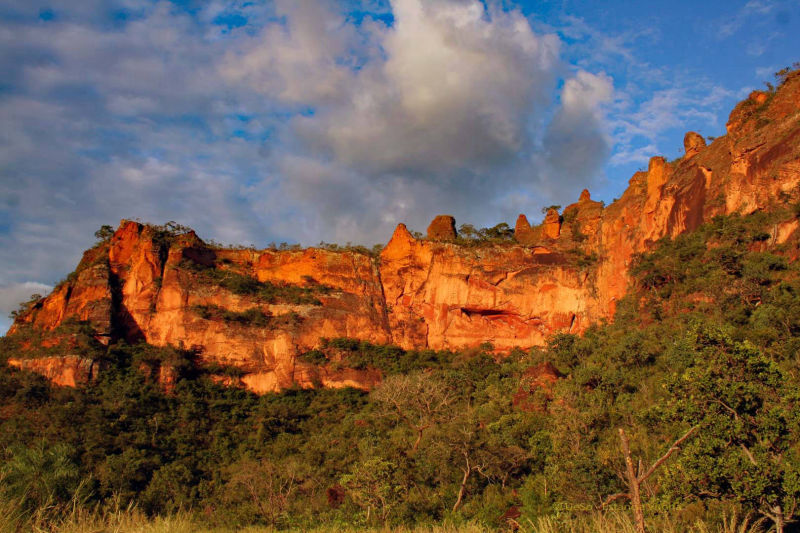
(638, 425, 698, 484)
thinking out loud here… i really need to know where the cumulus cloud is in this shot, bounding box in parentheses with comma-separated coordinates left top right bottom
(298, 0, 560, 173)
(0, 0, 618, 301)
(225, 0, 562, 173)
(219, 0, 611, 241)
(542, 71, 613, 189)
(221, 0, 362, 107)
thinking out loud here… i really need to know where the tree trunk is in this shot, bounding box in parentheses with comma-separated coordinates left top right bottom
(413, 428, 423, 451)
(773, 505, 784, 533)
(453, 455, 471, 512)
(619, 428, 646, 533)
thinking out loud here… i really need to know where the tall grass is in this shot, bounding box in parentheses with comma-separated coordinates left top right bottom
(0, 496, 768, 533)
(523, 511, 765, 533)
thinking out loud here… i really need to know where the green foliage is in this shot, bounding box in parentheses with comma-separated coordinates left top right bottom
(316, 241, 384, 257)
(192, 304, 303, 329)
(184, 261, 329, 305)
(566, 248, 598, 269)
(663, 326, 800, 526)
(8, 293, 43, 320)
(0, 441, 87, 519)
(0, 318, 107, 362)
(773, 63, 800, 89)
(93, 224, 115, 242)
(193, 305, 267, 327)
(3, 209, 800, 530)
(341, 457, 405, 524)
(456, 222, 515, 246)
(313, 338, 456, 374)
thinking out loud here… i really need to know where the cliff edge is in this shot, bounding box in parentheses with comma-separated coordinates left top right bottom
(6, 71, 800, 393)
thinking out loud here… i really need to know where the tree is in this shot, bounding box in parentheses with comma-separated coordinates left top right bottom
(604, 426, 697, 533)
(479, 223, 514, 241)
(0, 442, 86, 518)
(223, 457, 302, 527)
(426, 403, 503, 513)
(340, 458, 403, 524)
(458, 224, 478, 240)
(9, 294, 43, 320)
(446, 408, 488, 512)
(371, 372, 455, 452)
(666, 326, 800, 533)
(94, 224, 114, 242)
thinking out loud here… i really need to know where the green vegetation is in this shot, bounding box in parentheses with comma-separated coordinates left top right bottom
(93, 225, 114, 243)
(456, 223, 515, 245)
(765, 63, 800, 93)
(540, 205, 561, 215)
(192, 304, 302, 329)
(2, 209, 800, 531)
(8, 294, 44, 321)
(317, 241, 385, 257)
(0, 318, 107, 362)
(299, 338, 457, 374)
(183, 260, 330, 305)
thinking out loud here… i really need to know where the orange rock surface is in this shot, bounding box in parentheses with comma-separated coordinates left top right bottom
(7, 71, 800, 392)
(7, 356, 103, 388)
(426, 215, 458, 241)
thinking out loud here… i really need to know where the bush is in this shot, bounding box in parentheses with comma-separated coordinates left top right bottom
(186, 263, 328, 305)
(0, 442, 87, 519)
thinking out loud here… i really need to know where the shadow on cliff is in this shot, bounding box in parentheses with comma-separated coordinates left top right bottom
(109, 271, 145, 343)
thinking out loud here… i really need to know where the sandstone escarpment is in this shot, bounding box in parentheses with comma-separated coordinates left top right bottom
(6, 70, 800, 392)
(379, 222, 594, 350)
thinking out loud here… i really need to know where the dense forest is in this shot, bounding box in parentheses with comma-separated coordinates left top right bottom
(2, 208, 800, 532)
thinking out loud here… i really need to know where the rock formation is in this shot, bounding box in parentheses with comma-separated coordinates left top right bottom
(514, 214, 537, 244)
(426, 215, 458, 241)
(683, 131, 706, 159)
(542, 209, 561, 239)
(6, 70, 800, 393)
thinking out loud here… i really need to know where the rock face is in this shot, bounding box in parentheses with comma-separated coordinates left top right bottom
(7, 70, 800, 392)
(426, 215, 457, 241)
(379, 222, 592, 350)
(543, 209, 561, 239)
(683, 131, 706, 159)
(7, 356, 103, 387)
(514, 214, 539, 245)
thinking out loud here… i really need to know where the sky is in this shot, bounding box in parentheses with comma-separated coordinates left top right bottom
(0, 0, 798, 333)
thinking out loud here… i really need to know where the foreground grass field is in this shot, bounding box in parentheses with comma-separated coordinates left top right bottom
(1, 499, 767, 533)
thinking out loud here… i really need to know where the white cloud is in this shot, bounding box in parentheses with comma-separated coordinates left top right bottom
(0, 0, 618, 292)
(225, 0, 562, 173)
(220, 0, 362, 106)
(718, 0, 777, 39)
(541, 70, 613, 189)
(217, 0, 594, 242)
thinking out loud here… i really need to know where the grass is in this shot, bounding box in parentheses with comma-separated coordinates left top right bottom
(1, 501, 768, 533)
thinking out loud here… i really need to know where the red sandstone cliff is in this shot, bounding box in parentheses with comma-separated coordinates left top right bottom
(5, 71, 800, 392)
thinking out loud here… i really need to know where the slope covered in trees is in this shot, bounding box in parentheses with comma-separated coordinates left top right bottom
(2, 207, 800, 531)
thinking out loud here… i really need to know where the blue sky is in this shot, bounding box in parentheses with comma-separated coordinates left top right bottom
(0, 0, 798, 333)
